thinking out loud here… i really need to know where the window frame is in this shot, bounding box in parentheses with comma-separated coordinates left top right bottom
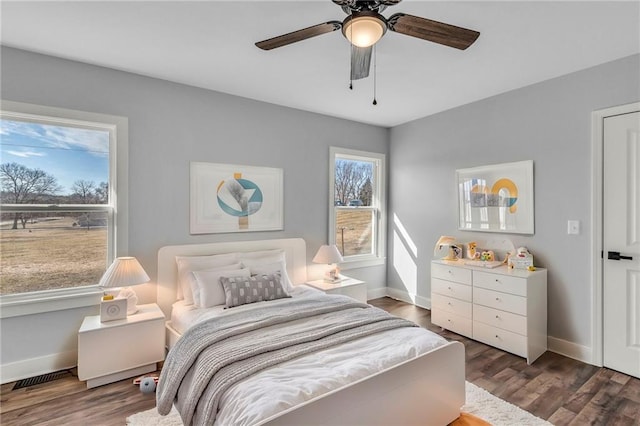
(0, 100, 128, 318)
(329, 146, 386, 269)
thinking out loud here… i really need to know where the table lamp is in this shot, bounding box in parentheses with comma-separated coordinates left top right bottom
(313, 244, 344, 282)
(98, 256, 150, 316)
(433, 236, 460, 261)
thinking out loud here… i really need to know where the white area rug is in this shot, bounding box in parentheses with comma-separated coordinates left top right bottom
(126, 382, 553, 426)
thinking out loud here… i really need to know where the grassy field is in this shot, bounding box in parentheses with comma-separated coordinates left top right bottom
(0, 216, 107, 295)
(335, 209, 373, 257)
(0, 209, 373, 295)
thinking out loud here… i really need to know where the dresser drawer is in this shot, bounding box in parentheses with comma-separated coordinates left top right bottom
(473, 304, 527, 335)
(432, 278, 472, 302)
(431, 263, 472, 285)
(432, 293, 472, 318)
(432, 310, 472, 337)
(473, 270, 527, 297)
(474, 287, 527, 315)
(473, 321, 527, 358)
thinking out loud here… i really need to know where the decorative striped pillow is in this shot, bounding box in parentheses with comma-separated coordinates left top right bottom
(220, 272, 290, 308)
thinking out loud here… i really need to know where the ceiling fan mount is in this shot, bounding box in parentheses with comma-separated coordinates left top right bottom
(255, 0, 479, 81)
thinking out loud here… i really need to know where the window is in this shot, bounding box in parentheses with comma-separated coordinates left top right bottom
(329, 147, 386, 267)
(0, 102, 127, 303)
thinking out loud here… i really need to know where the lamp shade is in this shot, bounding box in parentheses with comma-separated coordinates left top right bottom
(312, 245, 344, 265)
(98, 257, 150, 288)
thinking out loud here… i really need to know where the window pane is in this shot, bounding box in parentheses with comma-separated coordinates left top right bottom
(335, 208, 374, 257)
(1, 115, 112, 296)
(0, 211, 108, 295)
(0, 119, 110, 204)
(334, 158, 374, 207)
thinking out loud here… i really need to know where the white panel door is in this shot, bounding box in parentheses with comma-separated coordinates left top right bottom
(603, 111, 640, 378)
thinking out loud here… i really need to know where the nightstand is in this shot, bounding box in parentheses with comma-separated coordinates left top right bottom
(305, 276, 367, 303)
(78, 303, 165, 388)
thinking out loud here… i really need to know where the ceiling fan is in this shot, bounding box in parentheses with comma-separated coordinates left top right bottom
(255, 0, 480, 81)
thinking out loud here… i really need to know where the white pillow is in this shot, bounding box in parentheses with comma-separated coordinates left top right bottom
(175, 253, 239, 304)
(193, 268, 251, 308)
(190, 262, 243, 307)
(248, 261, 294, 292)
(238, 249, 285, 262)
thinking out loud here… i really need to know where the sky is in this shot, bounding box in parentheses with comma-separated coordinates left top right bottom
(0, 119, 109, 195)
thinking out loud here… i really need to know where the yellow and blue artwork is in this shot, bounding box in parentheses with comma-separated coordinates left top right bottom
(457, 160, 534, 234)
(190, 162, 283, 234)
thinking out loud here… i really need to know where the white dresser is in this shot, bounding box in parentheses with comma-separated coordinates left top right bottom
(431, 260, 547, 364)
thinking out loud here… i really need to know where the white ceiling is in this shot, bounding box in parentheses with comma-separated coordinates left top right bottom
(1, 1, 639, 127)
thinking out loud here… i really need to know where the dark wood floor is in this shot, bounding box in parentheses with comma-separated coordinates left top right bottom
(1, 297, 639, 425)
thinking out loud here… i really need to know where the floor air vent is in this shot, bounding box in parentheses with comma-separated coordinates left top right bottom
(13, 369, 72, 390)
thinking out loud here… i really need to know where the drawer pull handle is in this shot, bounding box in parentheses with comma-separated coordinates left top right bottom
(448, 287, 452, 290)
(495, 297, 500, 301)
(495, 279, 500, 283)
(447, 319, 452, 322)
(448, 270, 452, 274)
(448, 302, 452, 306)
(495, 335, 499, 339)
(495, 315, 500, 319)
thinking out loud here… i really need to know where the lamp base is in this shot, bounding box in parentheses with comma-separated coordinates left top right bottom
(117, 287, 139, 315)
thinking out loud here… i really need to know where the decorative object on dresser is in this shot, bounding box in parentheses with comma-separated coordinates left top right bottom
(431, 260, 547, 364)
(433, 235, 462, 261)
(457, 160, 534, 234)
(305, 275, 367, 303)
(312, 244, 344, 282)
(77, 303, 165, 389)
(98, 256, 150, 318)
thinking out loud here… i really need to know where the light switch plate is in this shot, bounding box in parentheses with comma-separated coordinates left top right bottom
(567, 220, 580, 235)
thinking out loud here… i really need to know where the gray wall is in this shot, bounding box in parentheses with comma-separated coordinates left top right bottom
(388, 54, 640, 352)
(0, 46, 388, 379)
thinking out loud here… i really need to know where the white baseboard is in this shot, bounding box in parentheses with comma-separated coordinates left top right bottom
(384, 287, 431, 310)
(547, 336, 594, 365)
(367, 287, 388, 301)
(0, 350, 77, 384)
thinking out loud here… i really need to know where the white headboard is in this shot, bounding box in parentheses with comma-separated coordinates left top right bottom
(156, 238, 307, 318)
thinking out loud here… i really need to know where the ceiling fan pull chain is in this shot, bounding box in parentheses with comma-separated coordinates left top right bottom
(372, 44, 378, 105)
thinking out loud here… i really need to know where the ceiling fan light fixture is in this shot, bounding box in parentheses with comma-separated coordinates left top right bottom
(343, 14, 386, 48)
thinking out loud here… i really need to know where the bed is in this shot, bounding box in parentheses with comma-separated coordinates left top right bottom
(156, 238, 465, 426)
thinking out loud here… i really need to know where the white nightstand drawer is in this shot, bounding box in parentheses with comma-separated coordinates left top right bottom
(473, 321, 527, 358)
(432, 310, 472, 337)
(431, 263, 472, 285)
(432, 278, 472, 302)
(78, 303, 165, 388)
(473, 304, 527, 335)
(473, 287, 527, 315)
(473, 271, 527, 297)
(431, 293, 472, 318)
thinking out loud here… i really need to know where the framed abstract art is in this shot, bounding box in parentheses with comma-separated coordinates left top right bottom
(190, 162, 283, 234)
(456, 160, 534, 234)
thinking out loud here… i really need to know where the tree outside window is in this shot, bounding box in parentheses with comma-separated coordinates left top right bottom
(330, 147, 386, 264)
(0, 115, 113, 295)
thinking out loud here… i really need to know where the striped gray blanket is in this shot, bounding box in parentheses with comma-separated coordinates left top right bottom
(156, 291, 417, 426)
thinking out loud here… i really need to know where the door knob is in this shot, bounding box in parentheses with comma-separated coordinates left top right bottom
(608, 251, 633, 261)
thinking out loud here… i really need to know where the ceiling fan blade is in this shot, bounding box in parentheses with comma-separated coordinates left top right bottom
(256, 21, 342, 50)
(387, 13, 480, 50)
(351, 45, 372, 80)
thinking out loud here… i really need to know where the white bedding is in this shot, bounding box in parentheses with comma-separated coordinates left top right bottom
(169, 286, 448, 426)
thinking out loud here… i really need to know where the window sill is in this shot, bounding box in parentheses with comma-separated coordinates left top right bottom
(339, 256, 386, 271)
(0, 287, 103, 319)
